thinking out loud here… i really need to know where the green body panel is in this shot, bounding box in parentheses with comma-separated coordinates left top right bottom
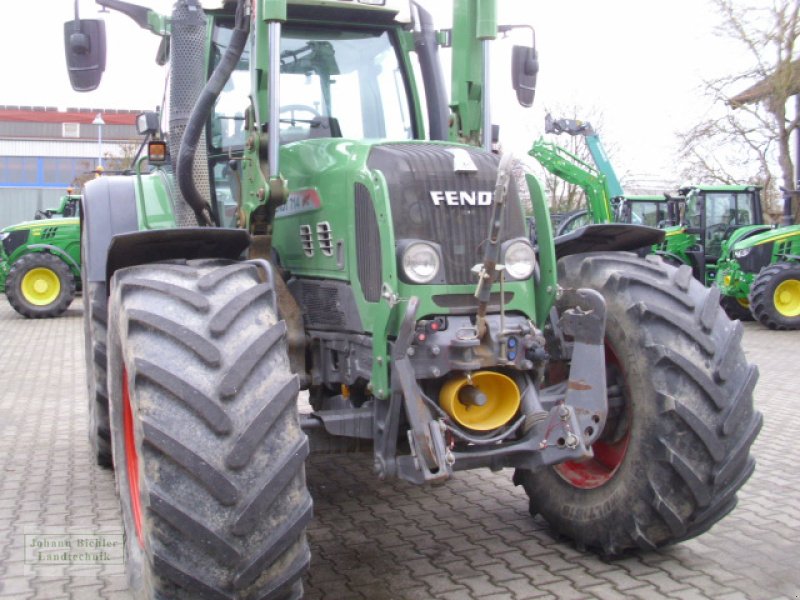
(727, 223, 800, 252)
(0, 196, 82, 292)
(136, 168, 178, 230)
(526, 173, 557, 325)
(655, 225, 695, 266)
(271, 137, 539, 331)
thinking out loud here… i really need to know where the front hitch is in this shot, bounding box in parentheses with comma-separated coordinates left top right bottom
(451, 287, 608, 472)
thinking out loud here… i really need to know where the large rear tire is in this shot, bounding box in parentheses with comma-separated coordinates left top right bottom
(749, 262, 800, 330)
(5, 253, 75, 318)
(514, 253, 762, 555)
(108, 259, 310, 599)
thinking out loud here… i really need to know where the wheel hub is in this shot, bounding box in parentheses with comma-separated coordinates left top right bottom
(774, 279, 800, 317)
(21, 267, 60, 306)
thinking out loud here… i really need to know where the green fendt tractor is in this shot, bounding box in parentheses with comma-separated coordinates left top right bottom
(0, 192, 81, 318)
(654, 184, 765, 320)
(716, 188, 800, 329)
(66, 1, 761, 597)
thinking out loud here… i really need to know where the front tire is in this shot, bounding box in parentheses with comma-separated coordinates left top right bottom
(5, 253, 75, 318)
(720, 294, 754, 322)
(108, 259, 311, 599)
(750, 262, 800, 330)
(515, 253, 762, 554)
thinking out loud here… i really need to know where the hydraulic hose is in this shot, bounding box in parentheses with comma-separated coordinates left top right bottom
(177, 0, 250, 226)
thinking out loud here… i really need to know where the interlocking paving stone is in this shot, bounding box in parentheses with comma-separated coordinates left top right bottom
(1, 301, 799, 598)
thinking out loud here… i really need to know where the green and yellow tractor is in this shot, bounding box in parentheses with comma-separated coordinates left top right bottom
(716, 188, 800, 329)
(653, 184, 766, 321)
(0, 192, 81, 318)
(65, 0, 760, 597)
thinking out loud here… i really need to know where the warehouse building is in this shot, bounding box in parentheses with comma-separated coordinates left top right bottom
(0, 106, 142, 228)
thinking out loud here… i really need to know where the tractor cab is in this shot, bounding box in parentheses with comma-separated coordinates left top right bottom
(679, 185, 762, 283)
(615, 194, 680, 228)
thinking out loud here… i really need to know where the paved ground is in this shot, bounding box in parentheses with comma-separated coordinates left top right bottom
(0, 298, 799, 599)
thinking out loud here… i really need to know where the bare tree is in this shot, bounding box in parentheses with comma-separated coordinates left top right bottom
(680, 0, 800, 221)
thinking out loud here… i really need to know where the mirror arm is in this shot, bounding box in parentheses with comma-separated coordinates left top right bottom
(96, 0, 153, 32)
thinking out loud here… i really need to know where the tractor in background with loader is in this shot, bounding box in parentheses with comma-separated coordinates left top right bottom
(538, 116, 770, 323)
(536, 115, 681, 236)
(65, 0, 761, 597)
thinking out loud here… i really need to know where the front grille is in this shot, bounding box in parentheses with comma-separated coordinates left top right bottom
(739, 243, 772, 273)
(294, 280, 345, 328)
(2, 230, 29, 256)
(367, 144, 525, 285)
(433, 292, 514, 312)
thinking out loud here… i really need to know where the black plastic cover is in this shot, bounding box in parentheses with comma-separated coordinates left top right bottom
(63, 19, 106, 92)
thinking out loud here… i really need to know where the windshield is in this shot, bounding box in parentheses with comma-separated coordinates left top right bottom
(691, 191, 757, 259)
(211, 22, 414, 151)
(628, 201, 666, 227)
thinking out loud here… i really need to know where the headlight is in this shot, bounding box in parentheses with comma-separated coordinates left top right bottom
(401, 242, 441, 284)
(733, 248, 752, 259)
(503, 239, 536, 280)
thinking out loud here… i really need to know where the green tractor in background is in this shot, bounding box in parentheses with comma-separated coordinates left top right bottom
(716, 188, 800, 329)
(653, 184, 766, 321)
(0, 192, 81, 318)
(536, 117, 775, 325)
(65, 0, 760, 597)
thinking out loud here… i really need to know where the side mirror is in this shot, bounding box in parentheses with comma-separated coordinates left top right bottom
(63, 19, 106, 91)
(512, 45, 538, 108)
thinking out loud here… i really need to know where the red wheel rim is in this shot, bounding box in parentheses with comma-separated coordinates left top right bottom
(122, 366, 144, 547)
(554, 344, 631, 489)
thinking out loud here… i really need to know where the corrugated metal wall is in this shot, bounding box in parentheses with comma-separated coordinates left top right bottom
(0, 189, 64, 228)
(0, 108, 142, 229)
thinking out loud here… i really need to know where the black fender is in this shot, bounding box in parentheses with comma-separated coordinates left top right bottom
(106, 228, 250, 284)
(82, 176, 140, 284)
(82, 175, 251, 289)
(554, 223, 665, 260)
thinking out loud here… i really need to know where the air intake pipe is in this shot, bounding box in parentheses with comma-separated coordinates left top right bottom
(173, 0, 250, 226)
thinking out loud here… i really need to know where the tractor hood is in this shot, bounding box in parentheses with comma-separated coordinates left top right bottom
(730, 223, 799, 250)
(1, 217, 79, 233)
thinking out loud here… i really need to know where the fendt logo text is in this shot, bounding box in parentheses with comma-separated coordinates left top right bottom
(429, 191, 493, 206)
